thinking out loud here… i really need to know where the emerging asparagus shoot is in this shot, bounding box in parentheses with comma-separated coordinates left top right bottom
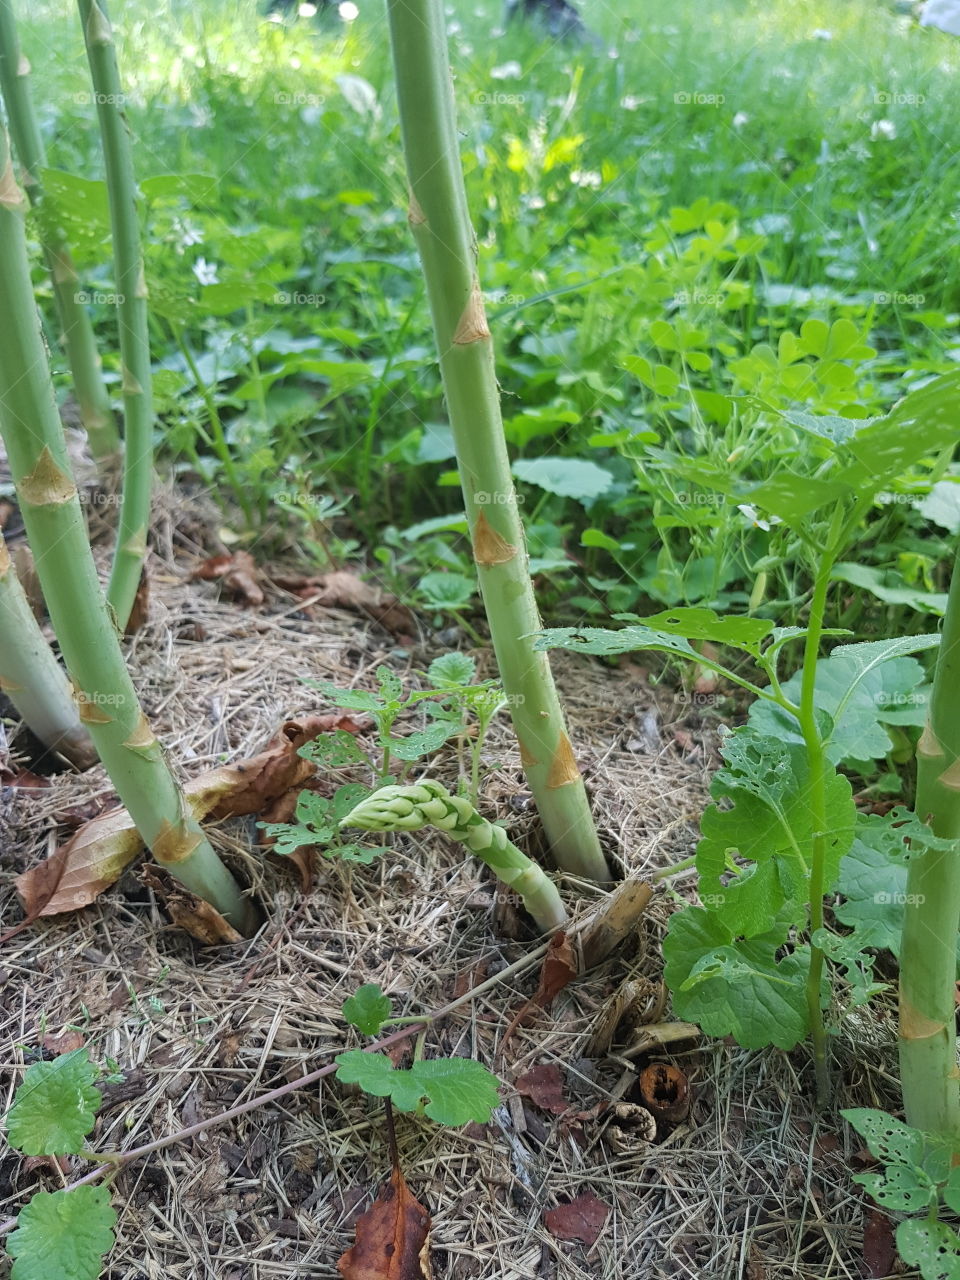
(340, 780, 568, 933)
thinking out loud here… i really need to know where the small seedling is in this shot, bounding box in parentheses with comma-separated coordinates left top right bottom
(3, 1049, 117, 1280)
(335, 984, 500, 1126)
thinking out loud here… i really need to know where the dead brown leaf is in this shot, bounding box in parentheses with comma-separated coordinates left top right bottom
(123, 569, 150, 636)
(543, 1192, 609, 1246)
(193, 551, 264, 607)
(534, 931, 578, 1008)
(515, 1063, 567, 1116)
(141, 866, 244, 945)
(337, 1166, 432, 1280)
(41, 1031, 85, 1055)
(275, 570, 415, 638)
(862, 1207, 897, 1279)
(15, 715, 342, 918)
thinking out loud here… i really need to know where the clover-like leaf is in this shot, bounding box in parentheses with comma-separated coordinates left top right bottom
(343, 984, 392, 1037)
(6, 1051, 101, 1156)
(7, 1185, 116, 1280)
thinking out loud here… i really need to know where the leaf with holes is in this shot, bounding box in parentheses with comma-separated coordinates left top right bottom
(895, 1218, 960, 1280)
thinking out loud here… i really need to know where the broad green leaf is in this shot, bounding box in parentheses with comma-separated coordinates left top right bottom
(854, 1165, 937, 1214)
(832, 562, 947, 615)
(663, 907, 813, 1049)
(512, 457, 614, 505)
(334, 1052, 499, 1125)
(779, 409, 878, 445)
(389, 721, 459, 761)
(331, 784, 374, 822)
(418, 572, 476, 609)
(7, 1186, 116, 1280)
(695, 731, 855, 933)
(534, 625, 699, 663)
(427, 652, 477, 687)
(615, 606, 772, 649)
(841, 1108, 951, 1177)
(407, 1059, 500, 1126)
(298, 731, 368, 769)
(6, 1051, 101, 1155)
(342, 985, 391, 1036)
(896, 1219, 960, 1279)
(738, 472, 852, 524)
(919, 480, 960, 533)
(942, 1165, 960, 1214)
(140, 172, 217, 202)
(748, 640, 937, 763)
(835, 370, 960, 492)
(305, 681, 385, 712)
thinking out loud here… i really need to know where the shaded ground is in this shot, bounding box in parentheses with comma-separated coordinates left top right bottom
(0, 502, 905, 1280)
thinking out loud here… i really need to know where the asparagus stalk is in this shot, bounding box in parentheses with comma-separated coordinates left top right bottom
(340, 780, 568, 933)
(0, 0, 118, 459)
(76, 0, 151, 629)
(384, 0, 608, 884)
(0, 130, 254, 933)
(898, 546, 960, 1140)
(0, 530, 97, 770)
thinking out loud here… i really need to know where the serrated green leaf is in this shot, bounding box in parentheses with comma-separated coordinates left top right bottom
(616, 606, 772, 650)
(407, 1059, 500, 1126)
(811, 929, 885, 1007)
(663, 907, 814, 1049)
(749, 640, 938, 764)
(695, 731, 855, 933)
(334, 1052, 499, 1125)
(305, 681, 385, 712)
(896, 1218, 960, 1279)
(336, 843, 390, 864)
(6, 1051, 101, 1155)
(427, 652, 477, 687)
(389, 720, 459, 761)
(7, 1185, 116, 1280)
(418, 571, 476, 609)
(376, 665, 404, 705)
(298, 730, 368, 768)
(533, 625, 699, 663)
(259, 821, 320, 856)
(342, 985, 392, 1036)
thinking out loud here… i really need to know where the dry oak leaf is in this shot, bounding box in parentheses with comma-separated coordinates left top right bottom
(337, 1166, 432, 1280)
(192, 550, 264, 607)
(15, 715, 339, 918)
(515, 1063, 568, 1116)
(543, 1192, 610, 1246)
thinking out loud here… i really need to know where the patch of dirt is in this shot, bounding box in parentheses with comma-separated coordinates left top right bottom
(0, 485, 901, 1279)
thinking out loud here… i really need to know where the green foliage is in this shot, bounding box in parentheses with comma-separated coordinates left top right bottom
(343, 984, 392, 1037)
(7, 1186, 116, 1280)
(6, 1050, 101, 1156)
(842, 1110, 960, 1280)
(334, 1050, 499, 1126)
(259, 785, 387, 864)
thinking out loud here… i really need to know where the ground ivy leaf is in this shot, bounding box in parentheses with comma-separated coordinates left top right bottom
(896, 1218, 960, 1279)
(696, 731, 855, 933)
(342, 985, 392, 1037)
(6, 1051, 101, 1155)
(7, 1185, 116, 1280)
(663, 907, 813, 1049)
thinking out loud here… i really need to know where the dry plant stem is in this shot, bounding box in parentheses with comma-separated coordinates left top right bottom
(0, 131, 253, 933)
(0, 0, 117, 459)
(0, 529, 97, 769)
(899, 544, 960, 1141)
(77, 0, 152, 628)
(385, 0, 608, 885)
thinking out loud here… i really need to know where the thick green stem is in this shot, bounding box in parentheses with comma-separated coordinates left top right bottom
(77, 0, 152, 628)
(0, 133, 253, 933)
(0, 0, 118, 460)
(384, 0, 607, 883)
(340, 780, 568, 933)
(0, 530, 97, 769)
(899, 545, 960, 1141)
(798, 543, 837, 1105)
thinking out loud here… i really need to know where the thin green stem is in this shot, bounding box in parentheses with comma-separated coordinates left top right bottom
(77, 0, 153, 629)
(0, 0, 118, 459)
